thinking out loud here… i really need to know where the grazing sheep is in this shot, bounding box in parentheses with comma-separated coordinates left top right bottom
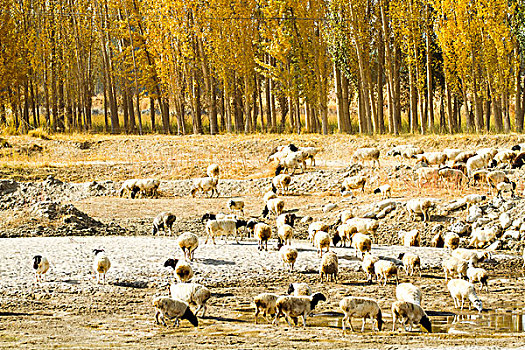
(511, 152, 525, 169)
(444, 232, 460, 250)
(486, 170, 511, 191)
(176, 232, 199, 261)
(469, 225, 501, 249)
(444, 148, 463, 161)
(339, 210, 354, 224)
(191, 177, 219, 198)
(353, 147, 380, 168)
(204, 219, 239, 244)
(164, 258, 194, 283)
(119, 179, 140, 198)
(373, 184, 392, 199)
(466, 155, 489, 176)
(406, 199, 434, 222)
(170, 282, 212, 317)
(278, 151, 306, 175)
(33, 255, 50, 283)
(452, 162, 468, 175)
(476, 147, 498, 161)
(287, 283, 312, 296)
(277, 224, 294, 246)
(398, 229, 420, 247)
(496, 181, 516, 198)
(262, 198, 285, 218)
(398, 253, 421, 277)
(135, 179, 160, 197)
(447, 279, 483, 312)
(227, 199, 245, 216)
(333, 223, 356, 247)
(273, 293, 327, 327)
(152, 212, 177, 235)
(200, 212, 236, 224)
(272, 173, 292, 194)
(206, 163, 220, 179)
(351, 232, 372, 259)
(374, 260, 399, 286)
(300, 147, 320, 167)
(451, 249, 491, 266)
(415, 152, 447, 166)
(276, 213, 296, 228)
(416, 167, 440, 188)
(280, 246, 298, 271)
(391, 301, 432, 332)
(340, 297, 383, 332)
(400, 146, 424, 159)
(438, 168, 469, 188)
(92, 249, 111, 284)
(454, 150, 477, 164)
(362, 253, 379, 283)
(471, 169, 489, 186)
(344, 218, 379, 235)
(253, 293, 279, 324)
(442, 256, 468, 280)
(511, 143, 525, 152)
(314, 231, 331, 257)
(467, 260, 489, 292)
(319, 251, 338, 282)
(341, 175, 367, 193)
(396, 283, 422, 305)
(153, 296, 198, 327)
(489, 150, 516, 167)
(254, 222, 272, 251)
(308, 221, 330, 244)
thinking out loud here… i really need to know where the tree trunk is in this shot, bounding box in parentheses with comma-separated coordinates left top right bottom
(409, 65, 418, 133)
(377, 27, 385, 134)
(150, 97, 155, 132)
(516, 59, 524, 132)
(446, 83, 454, 133)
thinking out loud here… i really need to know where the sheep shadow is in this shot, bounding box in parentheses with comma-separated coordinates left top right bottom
(426, 311, 456, 317)
(0, 312, 35, 317)
(341, 281, 374, 287)
(112, 280, 149, 289)
(202, 315, 250, 323)
(211, 292, 235, 298)
(199, 258, 236, 266)
(339, 255, 361, 262)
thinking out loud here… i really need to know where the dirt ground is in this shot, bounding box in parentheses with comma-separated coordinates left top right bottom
(1, 134, 525, 349)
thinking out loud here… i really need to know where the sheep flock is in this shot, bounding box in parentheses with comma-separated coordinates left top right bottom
(6, 139, 525, 347)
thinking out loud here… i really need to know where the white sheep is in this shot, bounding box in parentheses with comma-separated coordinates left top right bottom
(280, 245, 298, 271)
(496, 181, 516, 198)
(353, 147, 380, 168)
(277, 224, 294, 246)
(351, 232, 372, 259)
(447, 279, 483, 312)
(396, 283, 422, 306)
(92, 249, 111, 284)
(263, 190, 278, 202)
(339, 210, 354, 224)
(406, 198, 434, 222)
(341, 175, 367, 193)
(254, 222, 272, 251)
(276, 213, 296, 228)
(397, 253, 421, 277)
(454, 150, 477, 164)
(451, 249, 491, 266)
(227, 199, 245, 216)
(391, 301, 432, 332)
(32, 255, 50, 283)
(204, 219, 238, 244)
(176, 232, 199, 261)
(469, 225, 501, 248)
(476, 147, 498, 160)
(373, 184, 392, 199)
(164, 258, 194, 283)
(444, 148, 463, 161)
(361, 253, 379, 283)
(415, 152, 447, 166)
(272, 174, 292, 194)
(308, 221, 329, 244)
(119, 179, 139, 198)
(332, 223, 355, 247)
(314, 230, 331, 257)
(339, 297, 383, 332)
(152, 212, 177, 235)
(253, 293, 279, 324)
(278, 151, 306, 175)
(170, 282, 212, 317)
(300, 147, 320, 167)
(206, 163, 220, 179)
(398, 229, 420, 247)
(442, 256, 468, 280)
(319, 251, 338, 282)
(400, 146, 424, 159)
(444, 232, 460, 250)
(467, 260, 489, 292)
(416, 167, 440, 188)
(490, 150, 517, 167)
(191, 177, 219, 198)
(438, 168, 469, 189)
(466, 155, 489, 176)
(153, 296, 198, 327)
(262, 198, 285, 218)
(344, 217, 379, 235)
(272, 293, 326, 327)
(374, 260, 399, 286)
(287, 283, 312, 296)
(135, 179, 160, 197)
(464, 194, 487, 209)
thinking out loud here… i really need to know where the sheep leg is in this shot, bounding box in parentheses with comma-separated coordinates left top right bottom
(361, 316, 366, 332)
(301, 315, 307, 327)
(460, 297, 465, 310)
(392, 314, 397, 331)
